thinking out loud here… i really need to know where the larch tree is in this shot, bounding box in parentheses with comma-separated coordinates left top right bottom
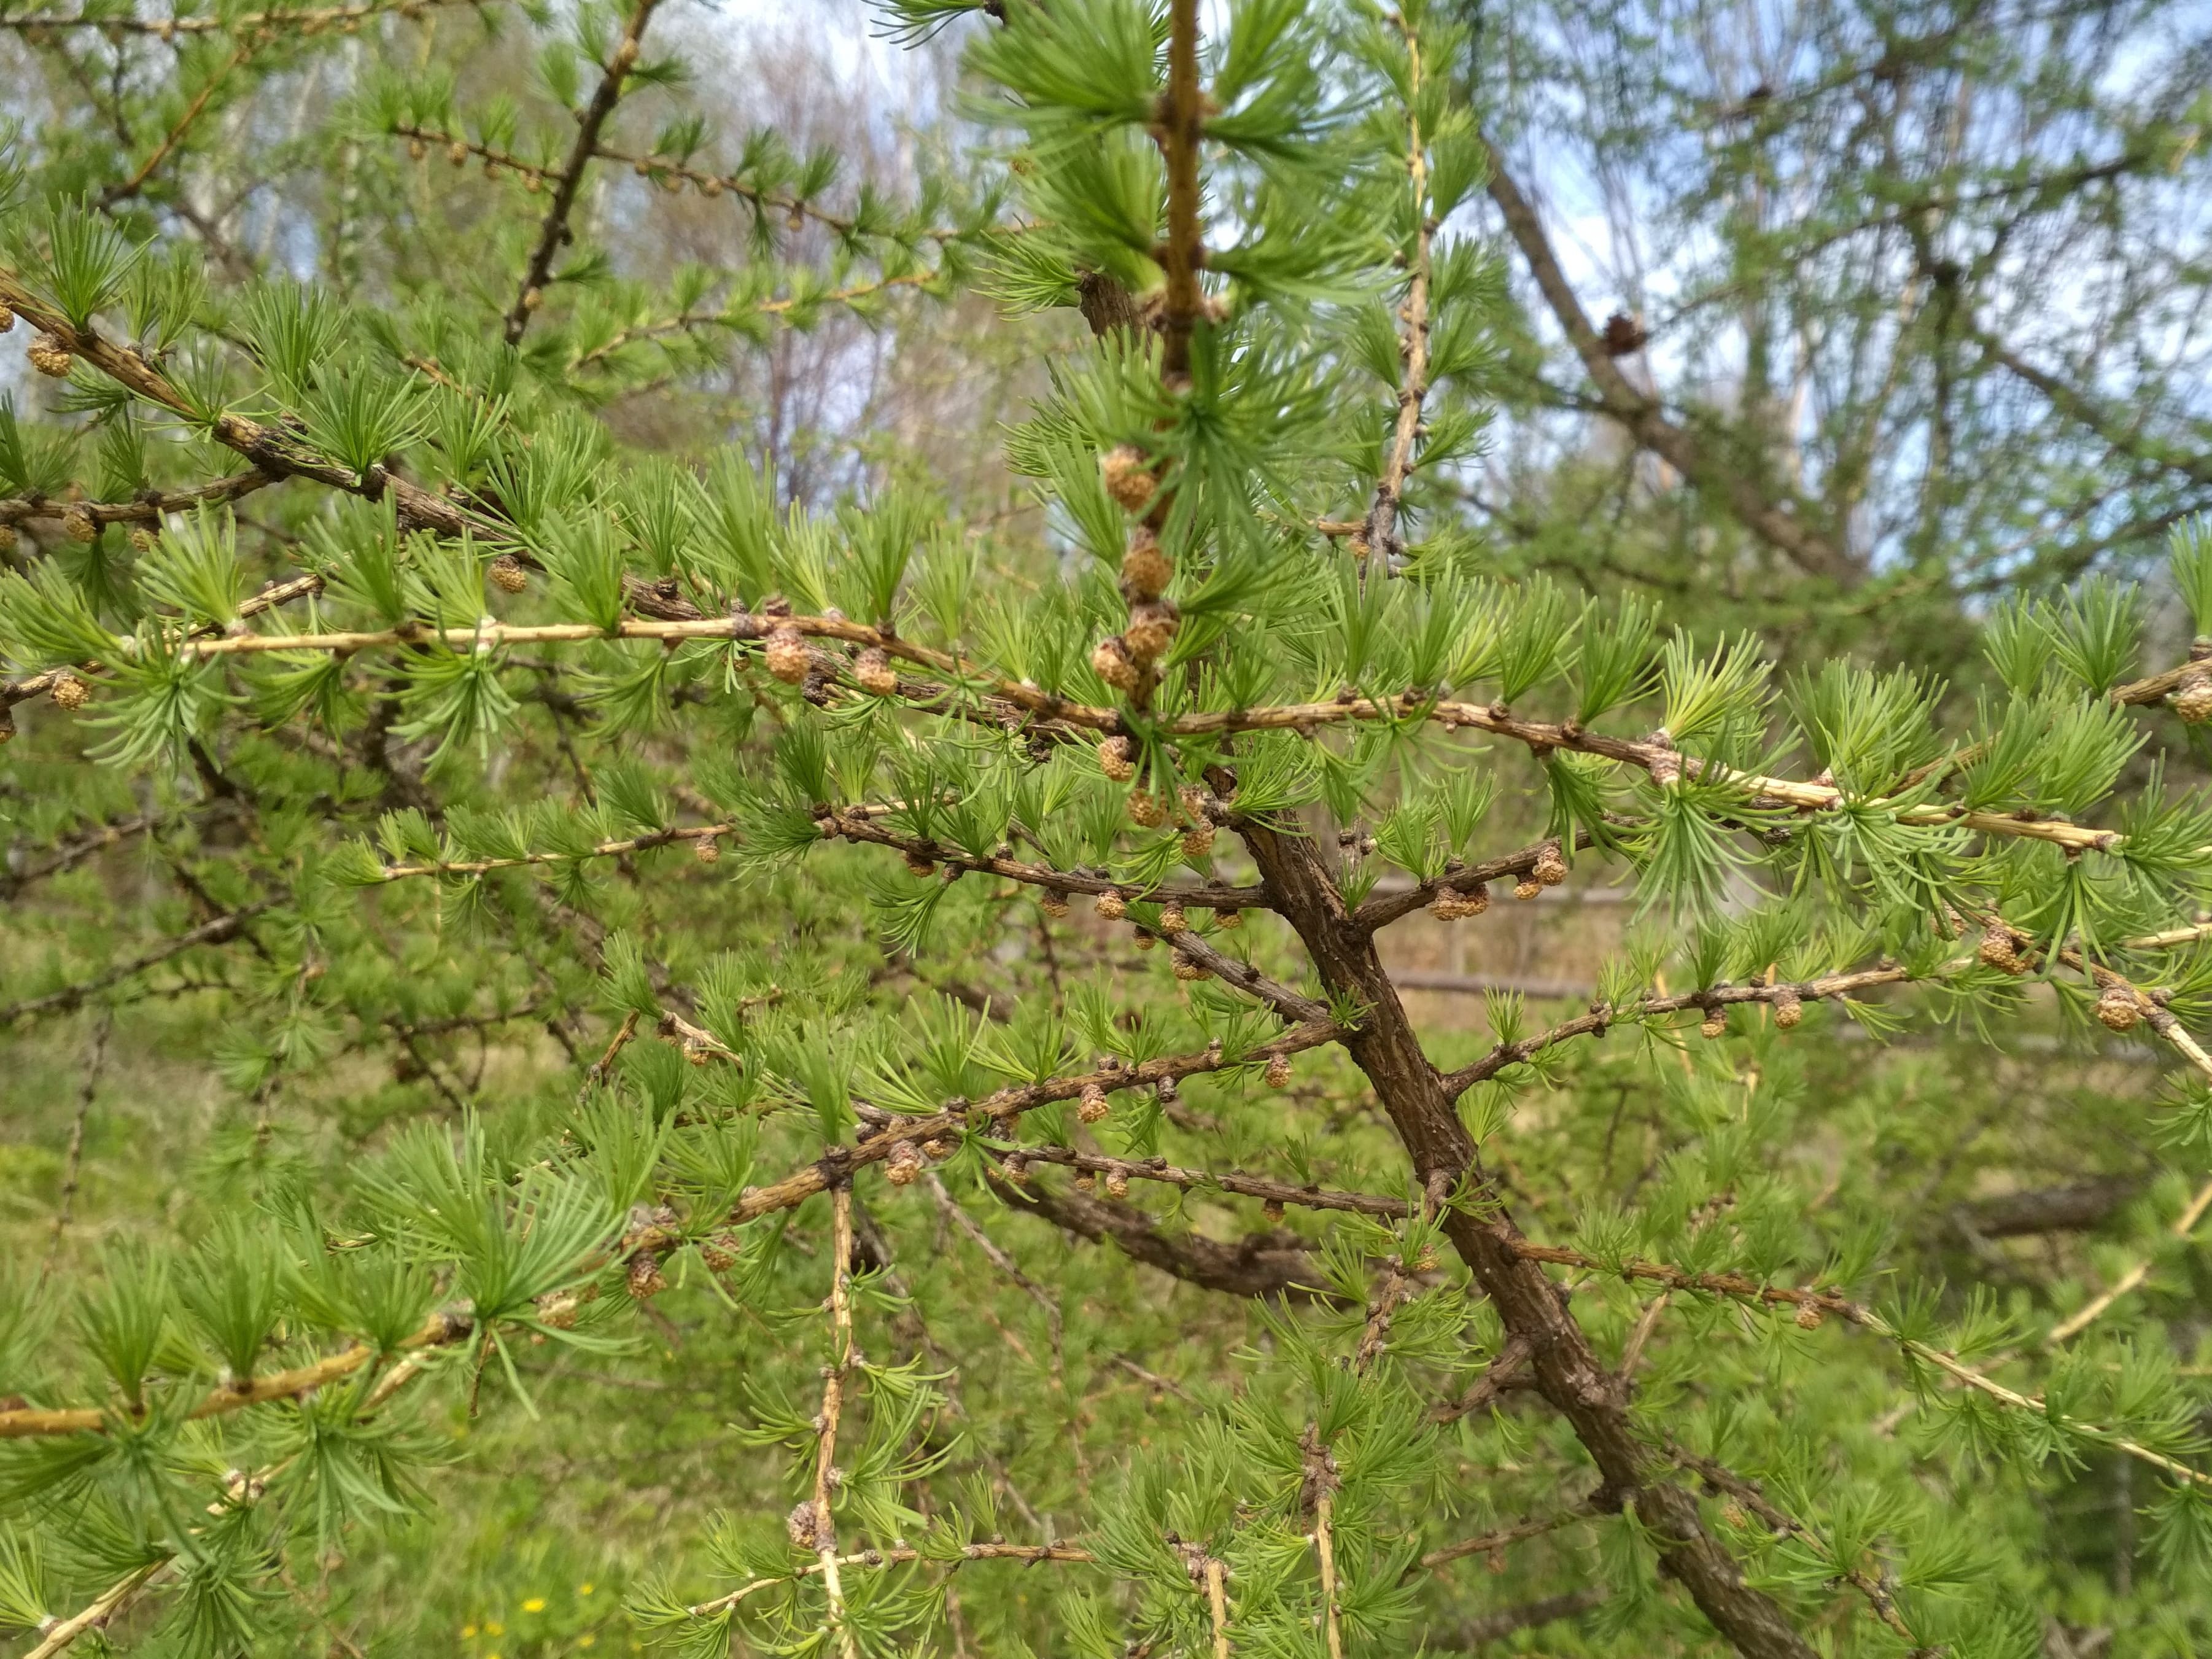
(2, 2, 2212, 1658)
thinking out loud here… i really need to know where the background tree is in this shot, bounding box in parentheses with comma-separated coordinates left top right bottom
(4, 2, 2212, 1658)
(1469, 0, 2212, 636)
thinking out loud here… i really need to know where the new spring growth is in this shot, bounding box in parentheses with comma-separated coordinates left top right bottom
(855, 647, 898, 695)
(885, 1141, 924, 1185)
(1430, 881, 1490, 920)
(765, 627, 811, 684)
(27, 332, 71, 376)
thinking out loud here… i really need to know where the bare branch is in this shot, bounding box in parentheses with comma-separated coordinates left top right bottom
(1483, 141, 1861, 586)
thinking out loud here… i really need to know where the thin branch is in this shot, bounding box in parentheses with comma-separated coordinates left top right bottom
(926, 1171, 1063, 1344)
(1, 809, 173, 901)
(1360, 16, 1430, 570)
(1971, 325, 2212, 491)
(680, 1542, 1095, 1620)
(77, 599, 2195, 865)
(987, 1167, 1326, 1301)
(812, 1186, 860, 1659)
(1506, 1237, 2212, 1493)
(4, 570, 319, 720)
(2044, 1173, 2212, 1345)
(1437, 1588, 1605, 1649)
(393, 123, 976, 248)
(1417, 1498, 1601, 1570)
(1438, 960, 1936, 1098)
(22, 1560, 171, 1659)
(0, 1309, 472, 1439)
(1671, 1447, 1922, 1649)
(97, 41, 253, 206)
(1354, 828, 1599, 929)
(1429, 1332, 1534, 1423)
(40, 1009, 111, 1283)
(0, 899, 276, 1025)
(372, 822, 732, 880)
(567, 271, 943, 371)
(824, 808, 1268, 913)
(0, 466, 274, 529)
(502, 0, 664, 344)
(979, 1143, 1409, 1219)
(0, 0, 489, 33)
(1482, 140, 1861, 585)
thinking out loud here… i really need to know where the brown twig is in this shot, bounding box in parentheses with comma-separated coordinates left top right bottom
(0, 1308, 472, 1439)
(1672, 1447, 1925, 1649)
(1438, 959, 1943, 1097)
(980, 1144, 1408, 1219)
(1417, 1498, 1601, 1570)
(98, 41, 253, 206)
(40, 1009, 111, 1283)
(1481, 139, 1860, 585)
(502, 0, 664, 344)
(0, 466, 274, 528)
(0, 900, 276, 1025)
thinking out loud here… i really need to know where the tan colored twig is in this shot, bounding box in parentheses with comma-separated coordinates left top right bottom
(22, 1560, 171, 1659)
(681, 1542, 1093, 1619)
(25, 597, 2179, 866)
(1203, 1554, 1232, 1659)
(1505, 1238, 2212, 1493)
(813, 1186, 860, 1659)
(2044, 1174, 2212, 1345)
(0, 1308, 470, 1439)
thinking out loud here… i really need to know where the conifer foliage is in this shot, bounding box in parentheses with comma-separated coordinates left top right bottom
(5, 1, 2212, 1655)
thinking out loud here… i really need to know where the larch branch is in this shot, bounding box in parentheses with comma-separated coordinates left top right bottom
(502, 0, 664, 344)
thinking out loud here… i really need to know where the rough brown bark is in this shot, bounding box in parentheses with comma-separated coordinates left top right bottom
(1236, 812, 1818, 1659)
